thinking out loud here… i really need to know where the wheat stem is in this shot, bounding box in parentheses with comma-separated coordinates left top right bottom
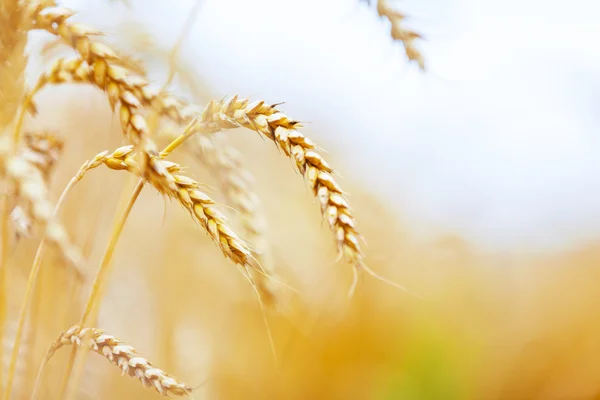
(42, 326, 194, 398)
(83, 180, 144, 326)
(60, 179, 144, 399)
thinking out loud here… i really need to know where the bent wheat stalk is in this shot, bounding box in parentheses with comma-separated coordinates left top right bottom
(32, 325, 193, 398)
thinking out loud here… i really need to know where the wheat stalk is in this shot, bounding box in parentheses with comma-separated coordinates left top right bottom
(34, 325, 193, 397)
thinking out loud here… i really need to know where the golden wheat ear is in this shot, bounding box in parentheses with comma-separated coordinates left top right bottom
(189, 96, 416, 297)
(36, 325, 194, 397)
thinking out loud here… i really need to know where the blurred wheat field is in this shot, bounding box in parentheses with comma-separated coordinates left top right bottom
(2, 1, 600, 400)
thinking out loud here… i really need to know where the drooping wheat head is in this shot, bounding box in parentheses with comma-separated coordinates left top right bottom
(40, 325, 193, 397)
(362, 0, 425, 69)
(75, 144, 253, 269)
(192, 96, 373, 293)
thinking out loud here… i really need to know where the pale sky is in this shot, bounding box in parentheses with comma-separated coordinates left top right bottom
(51, 0, 600, 253)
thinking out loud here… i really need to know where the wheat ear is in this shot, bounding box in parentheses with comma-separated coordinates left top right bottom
(30, 6, 165, 176)
(19, 54, 181, 199)
(10, 131, 64, 240)
(33, 325, 193, 398)
(194, 96, 412, 296)
(0, 138, 85, 276)
(374, 0, 424, 69)
(82, 143, 253, 268)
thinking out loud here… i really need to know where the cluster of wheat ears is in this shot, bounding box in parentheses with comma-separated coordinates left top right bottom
(0, 0, 423, 398)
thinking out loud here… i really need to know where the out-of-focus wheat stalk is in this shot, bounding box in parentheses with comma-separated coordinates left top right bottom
(2, 140, 116, 400)
(0, 0, 27, 130)
(9, 131, 64, 241)
(364, 0, 425, 69)
(0, 1, 30, 388)
(33, 325, 193, 398)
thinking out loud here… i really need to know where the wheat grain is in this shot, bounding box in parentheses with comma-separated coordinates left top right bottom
(44, 325, 193, 397)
